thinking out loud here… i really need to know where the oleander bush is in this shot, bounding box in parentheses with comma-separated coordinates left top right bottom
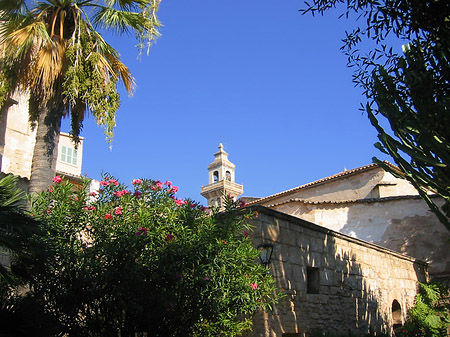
(0, 175, 281, 336)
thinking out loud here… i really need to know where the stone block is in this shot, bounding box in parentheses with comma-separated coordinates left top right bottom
(280, 228, 298, 246)
(264, 224, 280, 240)
(322, 269, 335, 286)
(323, 255, 336, 269)
(310, 238, 324, 253)
(287, 246, 304, 265)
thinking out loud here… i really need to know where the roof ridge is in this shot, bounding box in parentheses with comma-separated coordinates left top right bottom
(247, 162, 395, 206)
(266, 194, 427, 207)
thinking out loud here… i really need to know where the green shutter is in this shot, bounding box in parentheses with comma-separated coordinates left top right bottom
(67, 148, 73, 164)
(61, 146, 66, 162)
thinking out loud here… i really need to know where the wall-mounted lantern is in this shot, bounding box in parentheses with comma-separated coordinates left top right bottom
(257, 243, 274, 266)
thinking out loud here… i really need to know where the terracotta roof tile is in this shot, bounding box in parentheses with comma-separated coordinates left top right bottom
(247, 162, 400, 206)
(266, 194, 431, 207)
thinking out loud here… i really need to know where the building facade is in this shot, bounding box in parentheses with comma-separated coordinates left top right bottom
(199, 146, 435, 336)
(247, 206, 428, 337)
(0, 91, 86, 189)
(246, 164, 449, 282)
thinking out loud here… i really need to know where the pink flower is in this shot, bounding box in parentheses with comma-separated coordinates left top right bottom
(175, 199, 186, 206)
(203, 276, 210, 281)
(156, 182, 163, 189)
(83, 206, 96, 211)
(250, 283, 258, 290)
(190, 203, 196, 208)
(134, 191, 142, 197)
(240, 200, 247, 207)
(104, 213, 113, 220)
(48, 188, 53, 193)
(202, 206, 207, 212)
(165, 233, 174, 241)
(113, 190, 129, 197)
(164, 180, 172, 186)
(89, 192, 97, 197)
(100, 180, 110, 186)
(171, 186, 179, 193)
(243, 230, 249, 238)
(132, 179, 142, 185)
(52, 175, 62, 184)
(109, 179, 119, 186)
(45, 209, 51, 214)
(114, 207, 123, 215)
(151, 186, 156, 190)
(136, 227, 148, 236)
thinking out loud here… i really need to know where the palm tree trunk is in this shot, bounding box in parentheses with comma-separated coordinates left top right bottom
(28, 103, 63, 196)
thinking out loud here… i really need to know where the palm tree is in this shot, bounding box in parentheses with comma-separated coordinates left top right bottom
(0, 0, 161, 194)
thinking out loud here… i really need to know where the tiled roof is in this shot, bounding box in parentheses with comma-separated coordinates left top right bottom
(238, 196, 261, 203)
(56, 170, 84, 181)
(266, 194, 429, 208)
(247, 162, 400, 206)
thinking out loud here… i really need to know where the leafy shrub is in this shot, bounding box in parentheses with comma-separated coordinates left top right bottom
(396, 283, 450, 337)
(2, 175, 281, 336)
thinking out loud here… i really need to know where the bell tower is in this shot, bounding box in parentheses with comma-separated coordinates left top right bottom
(201, 143, 243, 209)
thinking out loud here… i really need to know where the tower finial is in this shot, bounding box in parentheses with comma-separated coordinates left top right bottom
(200, 144, 243, 209)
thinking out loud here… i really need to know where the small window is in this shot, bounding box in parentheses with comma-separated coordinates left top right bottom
(61, 145, 78, 166)
(306, 267, 320, 294)
(213, 171, 219, 182)
(225, 171, 231, 181)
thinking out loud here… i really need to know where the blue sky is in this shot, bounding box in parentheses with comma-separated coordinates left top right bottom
(62, 0, 391, 203)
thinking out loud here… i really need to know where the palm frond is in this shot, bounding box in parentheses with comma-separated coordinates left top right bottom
(0, 175, 25, 209)
(3, 21, 49, 58)
(105, 52, 135, 93)
(89, 30, 135, 93)
(31, 38, 67, 94)
(0, 0, 28, 13)
(91, 6, 147, 34)
(102, 0, 148, 11)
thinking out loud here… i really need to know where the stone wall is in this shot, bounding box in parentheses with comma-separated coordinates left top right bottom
(247, 206, 428, 337)
(0, 92, 36, 178)
(270, 197, 449, 281)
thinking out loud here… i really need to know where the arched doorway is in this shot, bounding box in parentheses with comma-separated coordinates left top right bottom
(392, 300, 402, 331)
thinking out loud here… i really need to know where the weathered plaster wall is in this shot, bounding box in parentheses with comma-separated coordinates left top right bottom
(247, 206, 427, 337)
(0, 92, 35, 178)
(259, 168, 419, 207)
(270, 198, 449, 280)
(0, 97, 85, 180)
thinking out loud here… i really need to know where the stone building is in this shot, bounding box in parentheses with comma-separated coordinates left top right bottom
(245, 164, 449, 282)
(200, 145, 446, 336)
(0, 90, 92, 189)
(247, 206, 427, 337)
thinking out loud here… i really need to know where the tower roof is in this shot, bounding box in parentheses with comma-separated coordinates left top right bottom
(208, 143, 235, 170)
